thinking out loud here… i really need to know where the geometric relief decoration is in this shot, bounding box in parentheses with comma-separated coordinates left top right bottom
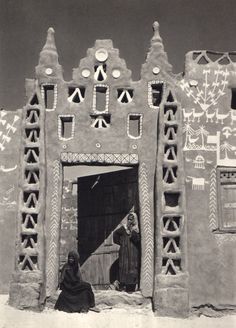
(61, 152, 139, 165)
(17, 101, 42, 272)
(157, 88, 186, 278)
(139, 162, 153, 297)
(46, 160, 61, 295)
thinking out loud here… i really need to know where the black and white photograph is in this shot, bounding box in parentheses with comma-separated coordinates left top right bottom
(0, 0, 236, 327)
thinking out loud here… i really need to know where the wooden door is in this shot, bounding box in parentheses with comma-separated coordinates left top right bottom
(77, 167, 138, 289)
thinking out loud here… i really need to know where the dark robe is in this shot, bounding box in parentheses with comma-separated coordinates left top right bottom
(55, 251, 95, 313)
(113, 226, 140, 286)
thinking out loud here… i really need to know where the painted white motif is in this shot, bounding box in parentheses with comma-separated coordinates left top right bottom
(180, 67, 229, 111)
(186, 176, 209, 190)
(182, 108, 193, 122)
(220, 141, 236, 159)
(214, 131, 236, 166)
(205, 109, 215, 123)
(191, 108, 204, 122)
(0, 111, 19, 151)
(193, 155, 205, 169)
(0, 165, 17, 172)
(0, 185, 16, 208)
(215, 108, 229, 124)
(222, 126, 233, 139)
(183, 123, 216, 151)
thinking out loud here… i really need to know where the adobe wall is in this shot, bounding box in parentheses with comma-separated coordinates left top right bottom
(0, 110, 21, 293)
(179, 51, 236, 308)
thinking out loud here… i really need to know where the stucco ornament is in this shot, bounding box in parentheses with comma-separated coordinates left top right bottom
(95, 48, 108, 62)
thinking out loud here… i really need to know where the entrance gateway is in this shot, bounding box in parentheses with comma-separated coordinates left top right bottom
(60, 165, 139, 289)
(9, 25, 189, 317)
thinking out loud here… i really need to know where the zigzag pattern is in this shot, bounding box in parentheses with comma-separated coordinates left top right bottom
(139, 163, 153, 297)
(209, 167, 217, 231)
(46, 160, 60, 295)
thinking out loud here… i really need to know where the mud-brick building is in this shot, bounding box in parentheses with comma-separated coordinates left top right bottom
(0, 21, 235, 317)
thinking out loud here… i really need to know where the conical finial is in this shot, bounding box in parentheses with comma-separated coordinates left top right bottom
(42, 27, 57, 52)
(151, 21, 162, 44)
(36, 27, 63, 78)
(141, 21, 172, 78)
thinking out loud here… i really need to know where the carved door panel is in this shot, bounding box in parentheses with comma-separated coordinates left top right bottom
(77, 167, 138, 289)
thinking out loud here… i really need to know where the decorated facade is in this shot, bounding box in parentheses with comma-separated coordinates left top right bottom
(0, 22, 235, 317)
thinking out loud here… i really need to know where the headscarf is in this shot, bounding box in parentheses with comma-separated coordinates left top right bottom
(123, 212, 139, 234)
(67, 250, 80, 274)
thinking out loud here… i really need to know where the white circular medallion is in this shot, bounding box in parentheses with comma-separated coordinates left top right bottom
(112, 69, 121, 79)
(95, 48, 108, 62)
(96, 143, 101, 148)
(82, 69, 91, 78)
(153, 67, 160, 75)
(62, 144, 67, 149)
(132, 144, 137, 150)
(45, 68, 53, 75)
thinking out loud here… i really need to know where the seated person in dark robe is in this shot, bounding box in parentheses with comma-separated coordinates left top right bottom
(113, 212, 140, 292)
(55, 250, 99, 313)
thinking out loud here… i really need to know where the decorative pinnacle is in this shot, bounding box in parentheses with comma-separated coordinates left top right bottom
(42, 27, 57, 52)
(151, 21, 162, 44)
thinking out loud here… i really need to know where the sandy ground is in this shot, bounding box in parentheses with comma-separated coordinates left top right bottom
(0, 295, 236, 328)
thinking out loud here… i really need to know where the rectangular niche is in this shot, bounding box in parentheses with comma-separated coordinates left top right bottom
(58, 115, 75, 141)
(94, 85, 109, 113)
(41, 84, 57, 111)
(149, 82, 163, 108)
(127, 114, 143, 139)
(163, 191, 181, 212)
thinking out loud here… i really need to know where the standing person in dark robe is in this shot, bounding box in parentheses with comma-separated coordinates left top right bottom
(55, 250, 99, 313)
(113, 212, 140, 292)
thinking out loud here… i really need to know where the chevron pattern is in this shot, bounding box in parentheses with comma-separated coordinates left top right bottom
(46, 160, 61, 295)
(209, 167, 217, 231)
(139, 163, 154, 297)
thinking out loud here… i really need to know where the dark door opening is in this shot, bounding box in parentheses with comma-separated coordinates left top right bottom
(77, 167, 139, 290)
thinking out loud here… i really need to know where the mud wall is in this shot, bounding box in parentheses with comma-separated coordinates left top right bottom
(0, 110, 21, 293)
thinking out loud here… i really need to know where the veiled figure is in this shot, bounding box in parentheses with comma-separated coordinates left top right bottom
(55, 250, 96, 313)
(113, 212, 140, 292)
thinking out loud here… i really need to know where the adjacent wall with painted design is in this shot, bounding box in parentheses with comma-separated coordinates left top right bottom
(179, 51, 236, 307)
